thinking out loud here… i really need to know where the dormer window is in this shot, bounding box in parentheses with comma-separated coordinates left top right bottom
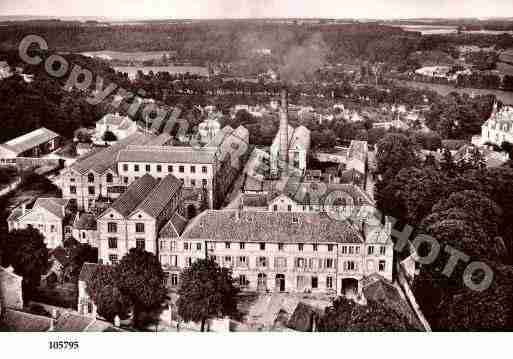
(88, 173, 95, 183)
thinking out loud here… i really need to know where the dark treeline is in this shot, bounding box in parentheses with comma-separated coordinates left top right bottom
(0, 22, 420, 66)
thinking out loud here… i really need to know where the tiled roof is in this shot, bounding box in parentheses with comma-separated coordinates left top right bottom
(0, 309, 51, 331)
(1, 127, 59, 156)
(78, 262, 104, 282)
(109, 174, 157, 217)
(181, 210, 363, 244)
(53, 312, 95, 332)
(33, 198, 69, 219)
(117, 146, 218, 164)
(133, 174, 182, 218)
(73, 213, 97, 230)
(269, 182, 374, 207)
(159, 212, 188, 238)
(71, 132, 153, 175)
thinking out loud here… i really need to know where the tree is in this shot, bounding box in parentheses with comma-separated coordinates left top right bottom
(429, 190, 503, 241)
(86, 265, 131, 322)
(102, 130, 118, 142)
(318, 297, 415, 331)
(74, 128, 92, 143)
(375, 133, 417, 181)
(116, 249, 168, 328)
(376, 166, 452, 227)
(3, 227, 49, 301)
(63, 242, 98, 283)
(177, 258, 239, 331)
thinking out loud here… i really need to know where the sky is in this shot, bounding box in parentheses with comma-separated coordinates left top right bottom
(0, 0, 512, 20)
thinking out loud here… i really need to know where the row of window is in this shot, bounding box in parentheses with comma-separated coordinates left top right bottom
(122, 163, 208, 174)
(108, 237, 146, 250)
(107, 222, 145, 234)
(160, 241, 388, 255)
(216, 242, 335, 252)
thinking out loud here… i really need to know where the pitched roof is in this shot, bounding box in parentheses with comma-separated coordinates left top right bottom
(33, 198, 69, 219)
(268, 182, 374, 207)
(132, 174, 182, 218)
(159, 212, 188, 238)
(0, 309, 51, 331)
(70, 132, 153, 175)
(1, 127, 59, 156)
(108, 174, 157, 217)
(181, 210, 363, 244)
(117, 145, 218, 164)
(52, 312, 95, 332)
(78, 262, 104, 282)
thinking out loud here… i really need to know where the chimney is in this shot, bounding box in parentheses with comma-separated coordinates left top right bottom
(21, 203, 26, 215)
(114, 315, 121, 327)
(279, 88, 289, 174)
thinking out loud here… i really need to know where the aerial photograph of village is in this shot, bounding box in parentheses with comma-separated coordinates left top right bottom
(0, 2, 512, 352)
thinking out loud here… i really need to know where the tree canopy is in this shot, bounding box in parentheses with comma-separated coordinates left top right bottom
(318, 297, 416, 331)
(1, 227, 49, 301)
(116, 249, 168, 328)
(177, 258, 239, 331)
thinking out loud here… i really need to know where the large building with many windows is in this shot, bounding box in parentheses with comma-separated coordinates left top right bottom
(161, 210, 393, 295)
(59, 126, 249, 211)
(96, 173, 183, 265)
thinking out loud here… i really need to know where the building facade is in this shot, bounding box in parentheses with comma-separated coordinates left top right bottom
(163, 210, 393, 295)
(478, 104, 513, 146)
(96, 174, 183, 265)
(7, 198, 72, 249)
(0, 127, 60, 165)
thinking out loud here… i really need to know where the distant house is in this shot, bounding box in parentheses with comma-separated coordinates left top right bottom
(77, 263, 103, 318)
(72, 212, 98, 247)
(476, 103, 513, 147)
(0, 127, 60, 164)
(415, 66, 451, 79)
(7, 198, 74, 249)
(94, 113, 137, 143)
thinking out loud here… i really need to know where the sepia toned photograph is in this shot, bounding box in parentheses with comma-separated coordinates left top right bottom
(0, 1, 512, 353)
